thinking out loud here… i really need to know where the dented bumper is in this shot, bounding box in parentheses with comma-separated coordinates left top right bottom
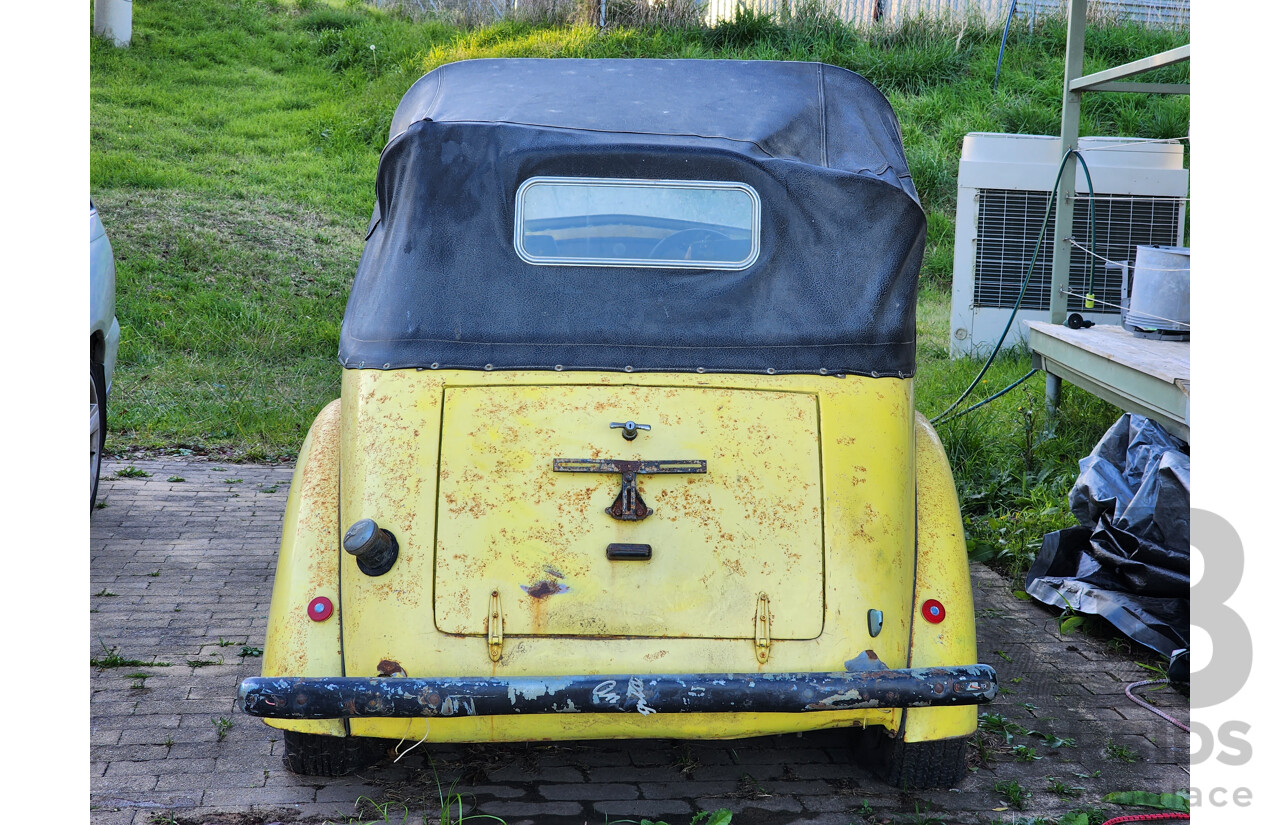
(238, 665, 996, 719)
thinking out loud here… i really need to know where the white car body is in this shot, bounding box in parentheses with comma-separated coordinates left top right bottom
(90, 204, 121, 386)
(91, 202, 121, 508)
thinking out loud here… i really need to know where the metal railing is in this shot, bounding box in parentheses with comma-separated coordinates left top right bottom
(699, 0, 1190, 27)
(372, 0, 1189, 28)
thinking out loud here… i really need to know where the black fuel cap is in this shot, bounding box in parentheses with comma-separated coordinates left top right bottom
(343, 518, 399, 576)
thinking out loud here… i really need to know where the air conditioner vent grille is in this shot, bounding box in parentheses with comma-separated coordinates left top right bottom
(973, 189, 1183, 311)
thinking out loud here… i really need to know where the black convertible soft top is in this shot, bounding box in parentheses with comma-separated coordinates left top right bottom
(339, 58, 925, 377)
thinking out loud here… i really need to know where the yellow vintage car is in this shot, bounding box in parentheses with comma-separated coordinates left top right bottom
(239, 58, 995, 789)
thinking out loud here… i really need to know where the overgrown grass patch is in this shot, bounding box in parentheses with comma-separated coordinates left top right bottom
(98, 191, 359, 459)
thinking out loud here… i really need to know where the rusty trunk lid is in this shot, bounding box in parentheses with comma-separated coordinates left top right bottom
(433, 384, 825, 640)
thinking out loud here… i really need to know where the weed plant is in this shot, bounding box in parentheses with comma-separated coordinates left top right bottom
(91, 641, 172, 669)
(995, 778, 1029, 810)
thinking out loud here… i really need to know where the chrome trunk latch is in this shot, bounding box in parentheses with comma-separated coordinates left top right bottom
(609, 421, 651, 441)
(552, 458, 706, 521)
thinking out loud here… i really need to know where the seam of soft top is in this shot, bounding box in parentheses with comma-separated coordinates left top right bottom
(426, 64, 445, 119)
(817, 63, 828, 169)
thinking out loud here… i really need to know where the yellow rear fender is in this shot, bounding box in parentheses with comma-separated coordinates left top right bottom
(901, 413, 979, 743)
(262, 399, 346, 736)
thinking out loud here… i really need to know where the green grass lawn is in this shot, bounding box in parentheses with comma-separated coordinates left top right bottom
(91, 0, 1188, 578)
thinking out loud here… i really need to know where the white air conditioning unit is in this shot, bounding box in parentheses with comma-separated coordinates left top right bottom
(949, 133, 1187, 358)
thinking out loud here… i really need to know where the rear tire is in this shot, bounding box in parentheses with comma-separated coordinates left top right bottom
(91, 361, 107, 512)
(856, 728, 970, 789)
(281, 730, 387, 776)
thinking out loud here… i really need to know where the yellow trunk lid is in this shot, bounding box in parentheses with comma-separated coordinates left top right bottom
(434, 384, 824, 640)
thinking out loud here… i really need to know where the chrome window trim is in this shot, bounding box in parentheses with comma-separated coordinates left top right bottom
(514, 176, 761, 270)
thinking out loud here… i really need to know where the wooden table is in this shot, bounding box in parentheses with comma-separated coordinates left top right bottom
(1026, 321, 1190, 441)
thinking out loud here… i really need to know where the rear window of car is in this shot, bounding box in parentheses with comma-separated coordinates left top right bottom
(515, 177, 760, 270)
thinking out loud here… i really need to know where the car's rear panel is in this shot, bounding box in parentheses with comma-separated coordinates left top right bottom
(435, 384, 824, 640)
(338, 368, 917, 742)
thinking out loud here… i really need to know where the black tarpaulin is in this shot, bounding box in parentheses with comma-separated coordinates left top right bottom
(338, 59, 925, 377)
(1025, 414, 1190, 657)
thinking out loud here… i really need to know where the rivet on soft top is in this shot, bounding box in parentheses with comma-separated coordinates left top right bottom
(624, 365, 634, 373)
(819, 368, 828, 375)
(484, 364, 494, 371)
(871, 370, 880, 378)
(359, 361, 365, 368)
(554, 365, 564, 371)
(383, 363, 390, 369)
(696, 367, 705, 374)
(431, 363, 439, 369)
(766, 368, 776, 375)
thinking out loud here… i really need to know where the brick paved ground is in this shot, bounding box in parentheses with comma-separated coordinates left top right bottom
(90, 458, 1189, 825)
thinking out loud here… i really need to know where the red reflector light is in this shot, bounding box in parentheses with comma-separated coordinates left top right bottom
(921, 599, 946, 623)
(308, 596, 334, 622)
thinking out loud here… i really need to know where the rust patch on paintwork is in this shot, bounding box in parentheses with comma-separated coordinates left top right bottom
(522, 580, 569, 599)
(377, 659, 407, 677)
(264, 398, 346, 680)
(644, 650, 669, 661)
(294, 400, 341, 540)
